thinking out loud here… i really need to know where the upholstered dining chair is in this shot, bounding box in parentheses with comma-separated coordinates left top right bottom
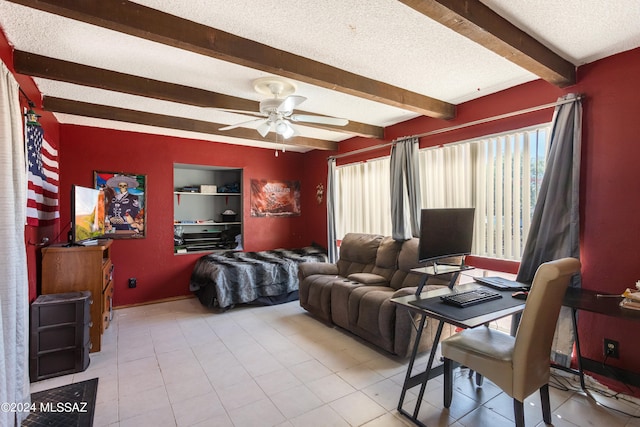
(441, 257, 581, 427)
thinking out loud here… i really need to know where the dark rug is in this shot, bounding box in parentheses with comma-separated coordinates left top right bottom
(22, 378, 98, 427)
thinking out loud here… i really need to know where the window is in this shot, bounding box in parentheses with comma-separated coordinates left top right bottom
(335, 157, 391, 238)
(334, 124, 550, 261)
(420, 125, 550, 260)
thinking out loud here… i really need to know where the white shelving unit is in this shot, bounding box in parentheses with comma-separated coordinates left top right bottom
(173, 164, 242, 254)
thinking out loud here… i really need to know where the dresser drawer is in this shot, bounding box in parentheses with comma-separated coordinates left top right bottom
(102, 260, 113, 290)
(102, 280, 114, 333)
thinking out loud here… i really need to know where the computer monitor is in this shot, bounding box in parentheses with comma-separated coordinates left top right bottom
(417, 208, 475, 264)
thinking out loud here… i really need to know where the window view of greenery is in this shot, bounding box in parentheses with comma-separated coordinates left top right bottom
(335, 124, 550, 261)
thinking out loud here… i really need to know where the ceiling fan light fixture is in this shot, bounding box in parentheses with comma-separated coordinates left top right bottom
(219, 76, 348, 140)
(276, 119, 295, 139)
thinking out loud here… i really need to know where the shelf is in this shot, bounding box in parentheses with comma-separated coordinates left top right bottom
(174, 164, 242, 255)
(184, 238, 222, 242)
(174, 192, 241, 196)
(174, 222, 241, 226)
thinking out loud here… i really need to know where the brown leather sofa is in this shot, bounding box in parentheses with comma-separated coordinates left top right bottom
(298, 233, 459, 357)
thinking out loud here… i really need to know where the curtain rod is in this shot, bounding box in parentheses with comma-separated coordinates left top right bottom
(18, 86, 35, 107)
(329, 94, 583, 161)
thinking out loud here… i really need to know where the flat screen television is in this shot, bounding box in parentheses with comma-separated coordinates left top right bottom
(69, 184, 105, 245)
(417, 208, 475, 266)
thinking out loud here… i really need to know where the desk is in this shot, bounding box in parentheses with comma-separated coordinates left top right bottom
(562, 287, 640, 390)
(391, 283, 526, 427)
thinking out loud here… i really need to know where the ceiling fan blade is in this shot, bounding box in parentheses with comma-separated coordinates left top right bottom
(290, 114, 349, 126)
(277, 95, 307, 113)
(219, 118, 265, 131)
(217, 108, 267, 118)
(256, 121, 272, 137)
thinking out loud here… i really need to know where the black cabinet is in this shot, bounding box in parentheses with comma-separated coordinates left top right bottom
(30, 291, 91, 381)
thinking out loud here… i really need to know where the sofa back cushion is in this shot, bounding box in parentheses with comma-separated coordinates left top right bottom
(370, 236, 403, 281)
(390, 238, 462, 289)
(390, 238, 422, 289)
(337, 233, 383, 276)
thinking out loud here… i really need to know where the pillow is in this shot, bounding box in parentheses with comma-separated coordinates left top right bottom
(347, 273, 388, 285)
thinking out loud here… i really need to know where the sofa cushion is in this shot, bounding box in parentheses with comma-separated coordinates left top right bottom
(390, 238, 462, 290)
(336, 233, 383, 276)
(370, 236, 403, 281)
(355, 288, 395, 338)
(298, 274, 337, 323)
(347, 285, 393, 328)
(331, 279, 363, 329)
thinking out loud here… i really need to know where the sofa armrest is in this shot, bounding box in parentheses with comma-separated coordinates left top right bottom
(348, 273, 388, 286)
(299, 262, 339, 278)
(392, 286, 418, 298)
(391, 284, 448, 299)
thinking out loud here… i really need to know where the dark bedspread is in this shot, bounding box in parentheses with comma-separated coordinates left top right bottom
(190, 246, 328, 309)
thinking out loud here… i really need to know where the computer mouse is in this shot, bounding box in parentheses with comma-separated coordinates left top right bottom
(511, 291, 528, 300)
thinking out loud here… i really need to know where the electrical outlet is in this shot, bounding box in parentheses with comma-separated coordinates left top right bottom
(604, 338, 619, 359)
(128, 278, 137, 288)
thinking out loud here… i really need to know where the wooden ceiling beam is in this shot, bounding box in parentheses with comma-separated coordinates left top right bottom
(9, 0, 456, 119)
(43, 97, 338, 151)
(14, 51, 383, 139)
(398, 0, 576, 87)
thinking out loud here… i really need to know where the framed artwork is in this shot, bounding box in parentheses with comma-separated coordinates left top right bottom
(250, 179, 300, 217)
(94, 171, 146, 239)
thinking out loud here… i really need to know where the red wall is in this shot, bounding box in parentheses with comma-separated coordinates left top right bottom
(315, 47, 640, 391)
(59, 126, 315, 306)
(570, 48, 640, 385)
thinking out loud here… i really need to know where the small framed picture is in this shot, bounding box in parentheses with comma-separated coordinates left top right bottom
(94, 171, 146, 239)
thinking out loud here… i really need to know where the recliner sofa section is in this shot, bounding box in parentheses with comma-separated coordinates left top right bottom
(298, 233, 458, 357)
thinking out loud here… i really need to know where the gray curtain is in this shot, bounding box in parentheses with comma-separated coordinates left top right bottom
(326, 158, 338, 263)
(390, 137, 421, 241)
(516, 93, 582, 365)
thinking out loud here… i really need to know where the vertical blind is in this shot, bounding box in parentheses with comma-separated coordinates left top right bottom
(335, 124, 550, 260)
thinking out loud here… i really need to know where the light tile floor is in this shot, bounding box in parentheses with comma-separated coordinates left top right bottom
(30, 297, 640, 427)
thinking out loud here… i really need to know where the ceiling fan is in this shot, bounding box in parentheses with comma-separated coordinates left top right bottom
(219, 77, 349, 139)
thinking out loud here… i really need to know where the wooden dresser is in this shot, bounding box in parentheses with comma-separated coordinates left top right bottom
(41, 240, 114, 352)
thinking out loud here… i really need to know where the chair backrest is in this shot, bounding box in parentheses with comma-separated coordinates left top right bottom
(511, 257, 581, 401)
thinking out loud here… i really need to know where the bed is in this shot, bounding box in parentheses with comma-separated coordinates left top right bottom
(190, 246, 328, 309)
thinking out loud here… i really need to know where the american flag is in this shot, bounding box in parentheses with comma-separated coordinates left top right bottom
(26, 124, 59, 226)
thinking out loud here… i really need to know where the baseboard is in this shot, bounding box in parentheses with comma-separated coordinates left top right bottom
(582, 357, 640, 389)
(114, 294, 195, 310)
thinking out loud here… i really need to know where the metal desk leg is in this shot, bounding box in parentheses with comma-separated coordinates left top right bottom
(414, 319, 445, 417)
(571, 307, 586, 390)
(397, 315, 445, 427)
(397, 314, 427, 412)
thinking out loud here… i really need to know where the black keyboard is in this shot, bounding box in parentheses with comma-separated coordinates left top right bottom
(440, 288, 502, 307)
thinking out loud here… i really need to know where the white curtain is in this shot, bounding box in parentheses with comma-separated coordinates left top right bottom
(0, 62, 31, 425)
(335, 157, 391, 239)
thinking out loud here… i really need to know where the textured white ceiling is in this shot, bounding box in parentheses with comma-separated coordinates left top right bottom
(0, 0, 639, 152)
